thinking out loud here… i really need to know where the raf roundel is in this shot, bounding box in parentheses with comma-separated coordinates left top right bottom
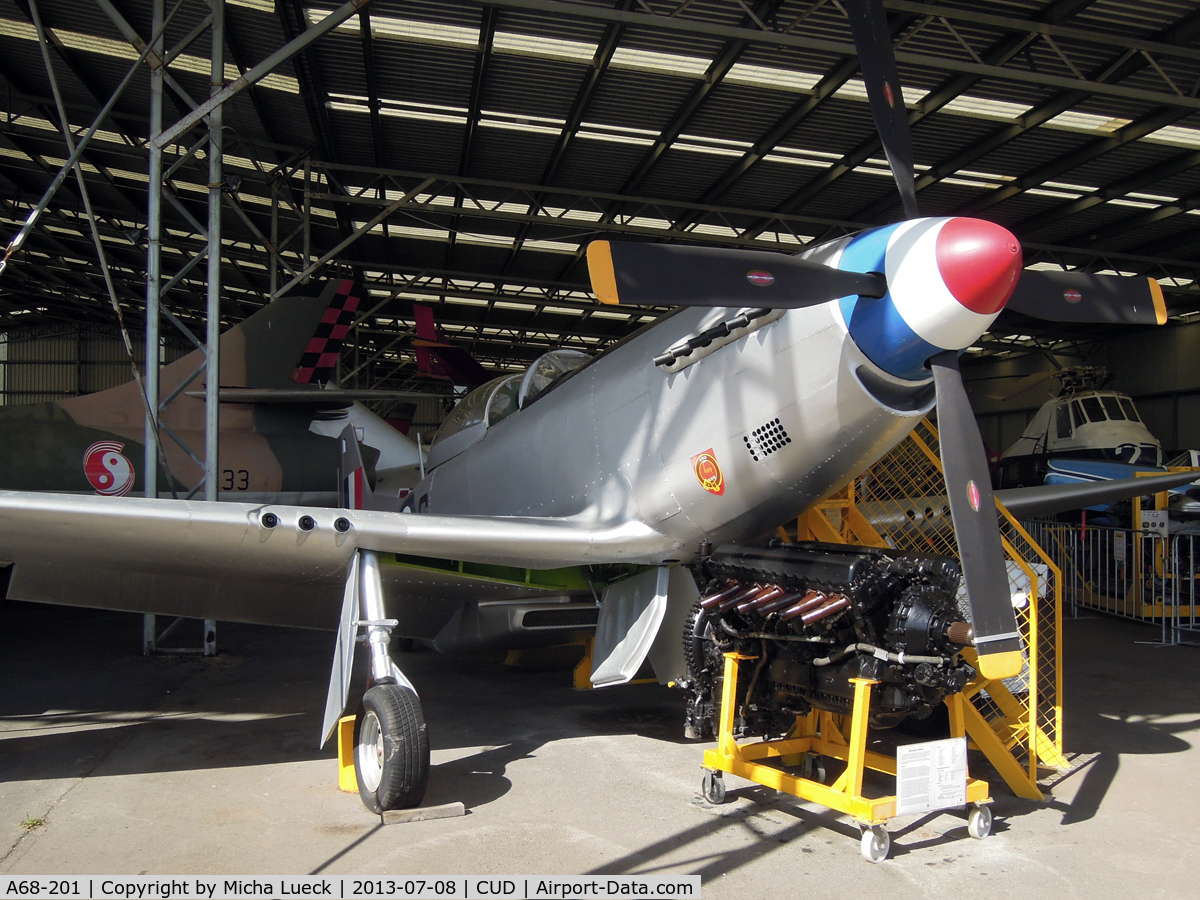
(746, 270, 775, 288)
(967, 480, 981, 512)
(691, 449, 725, 496)
(1064, 289, 1082, 304)
(83, 440, 135, 497)
(883, 80, 895, 108)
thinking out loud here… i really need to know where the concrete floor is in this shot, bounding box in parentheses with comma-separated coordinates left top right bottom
(2, 599, 1198, 898)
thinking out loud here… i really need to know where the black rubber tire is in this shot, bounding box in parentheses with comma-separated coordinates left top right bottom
(354, 684, 430, 813)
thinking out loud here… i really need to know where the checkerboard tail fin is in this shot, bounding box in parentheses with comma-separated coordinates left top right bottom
(290, 279, 363, 385)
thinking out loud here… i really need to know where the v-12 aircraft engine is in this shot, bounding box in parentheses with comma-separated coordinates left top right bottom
(682, 541, 976, 739)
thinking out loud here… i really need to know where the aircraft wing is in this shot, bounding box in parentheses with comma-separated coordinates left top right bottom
(0, 491, 680, 629)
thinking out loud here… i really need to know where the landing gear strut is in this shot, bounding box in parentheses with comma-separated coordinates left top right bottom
(324, 549, 430, 813)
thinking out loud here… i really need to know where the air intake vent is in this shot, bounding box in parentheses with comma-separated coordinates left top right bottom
(744, 417, 791, 461)
(521, 607, 600, 628)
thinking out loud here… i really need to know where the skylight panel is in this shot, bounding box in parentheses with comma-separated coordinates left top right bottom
(610, 47, 711, 79)
(725, 64, 820, 93)
(1044, 111, 1131, 134)
(493, 32, 596, 63)
(1107, 198, 1159, 209)
(1143, 125, 1200, 149)
(688, 224, 739, 237)
(835, 78, 929, 106)
(575, 130, 655, 147)
(306, 8, 479, 48)
(521, 239, 579, 253)
(941, 95, 1030, 121)
(540, 207, 603, 222)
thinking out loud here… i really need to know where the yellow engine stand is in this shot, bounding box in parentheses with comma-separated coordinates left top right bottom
(701, 652, 992, 862)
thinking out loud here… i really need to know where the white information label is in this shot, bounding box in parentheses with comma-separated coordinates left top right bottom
(896, 736, 967, 816)
(1114, 531, 1126, 563)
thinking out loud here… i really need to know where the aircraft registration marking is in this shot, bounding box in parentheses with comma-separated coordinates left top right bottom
(691, 448, 725, 496)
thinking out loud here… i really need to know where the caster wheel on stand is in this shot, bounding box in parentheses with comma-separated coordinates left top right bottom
(860, 824, 890, 863)
(354, 683, 430, 813)
(967, 803, 993, 839)
(701, 770, 726, 805)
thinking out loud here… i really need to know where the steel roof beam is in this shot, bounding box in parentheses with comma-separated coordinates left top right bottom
(882, 0, 1200, 63)
(959, 106, 1200, 218)
(155, 0, 373, 150)
(617, 0, 783, 196)
(358, 6, 385, 170)
(477, 0, 1200, 111)
(822, 0, 1099, 225)
(855, 5, 1200, 222)
(501, 0, 633, 275)
(1012, 149, 1200, 237)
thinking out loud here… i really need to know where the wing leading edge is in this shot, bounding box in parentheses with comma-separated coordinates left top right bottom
(0, 491, 680, 628)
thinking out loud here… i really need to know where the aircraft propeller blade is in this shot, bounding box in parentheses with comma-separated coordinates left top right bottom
(1005, 269, 1167, 325)
(844, 0, 919, 219)
(929, 350, 1024, 682)
(587, 240, 887, 308)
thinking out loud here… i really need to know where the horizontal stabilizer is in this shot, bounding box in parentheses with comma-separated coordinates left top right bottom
(186, 388, 441, 406)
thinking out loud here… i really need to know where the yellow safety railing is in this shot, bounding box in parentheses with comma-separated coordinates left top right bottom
(793, 418, 1065, 798)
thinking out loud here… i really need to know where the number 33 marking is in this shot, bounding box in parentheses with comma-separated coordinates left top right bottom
(221, 469, 250, 490)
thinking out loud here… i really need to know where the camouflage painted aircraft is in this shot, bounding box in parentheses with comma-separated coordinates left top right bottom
(0, 279, 425, 505)
(0, 0, 1191, 828)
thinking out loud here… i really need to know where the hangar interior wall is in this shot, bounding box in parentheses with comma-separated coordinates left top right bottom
(0, 327, 188, 405)
(967, 320, 1200, 456)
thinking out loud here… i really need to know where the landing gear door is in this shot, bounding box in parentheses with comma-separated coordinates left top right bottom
(590, 567, 670, 687)
(590, 566, 700, 687)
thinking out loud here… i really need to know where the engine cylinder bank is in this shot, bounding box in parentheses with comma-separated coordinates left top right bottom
(683, 541, 975, 738)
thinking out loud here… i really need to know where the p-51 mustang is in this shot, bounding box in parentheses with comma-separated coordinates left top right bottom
(0, 0, 1192, 815)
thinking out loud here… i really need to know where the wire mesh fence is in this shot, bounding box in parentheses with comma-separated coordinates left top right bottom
(832, 418, 1066, 782)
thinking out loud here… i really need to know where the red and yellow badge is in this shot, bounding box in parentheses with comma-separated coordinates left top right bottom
(691, 448, 725, 496)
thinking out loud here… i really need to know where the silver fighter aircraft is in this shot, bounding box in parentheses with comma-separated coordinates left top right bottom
(0, 0, 1190, 814)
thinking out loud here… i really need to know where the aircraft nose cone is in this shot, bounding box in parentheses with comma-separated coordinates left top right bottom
(935, 217, 1022, 315)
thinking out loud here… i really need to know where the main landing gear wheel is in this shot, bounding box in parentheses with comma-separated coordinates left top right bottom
(354, 683, 430, 813)
(967, 803, 993, 840)
(860, 824, 891, 863)
(701, 770, 726, 805)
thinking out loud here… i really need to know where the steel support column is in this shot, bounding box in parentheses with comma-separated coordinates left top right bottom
(204, 0, 224, 502)
(145, 0, 164, 499)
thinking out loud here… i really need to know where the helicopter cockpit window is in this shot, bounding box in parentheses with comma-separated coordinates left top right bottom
(1081, 397, 1105, 422)
(518, 349, 591, 409)
(1119, 397, 1140, 422)
(1101, 395, 1125, 420)
(1055, 403, 1073, 439)
(1071, 401, 1086, 429)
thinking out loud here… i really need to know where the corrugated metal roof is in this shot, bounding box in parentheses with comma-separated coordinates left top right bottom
(3, 0, 1200, 377)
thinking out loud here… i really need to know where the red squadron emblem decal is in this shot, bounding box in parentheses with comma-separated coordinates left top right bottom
(883, 81, 896, 109)
(746, 270, 774, 288)
(83, 440, 135, 497)
(692, 449, 725, 496)
(1063, 288, 1082, 304)
(966, 479, 981, 512)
